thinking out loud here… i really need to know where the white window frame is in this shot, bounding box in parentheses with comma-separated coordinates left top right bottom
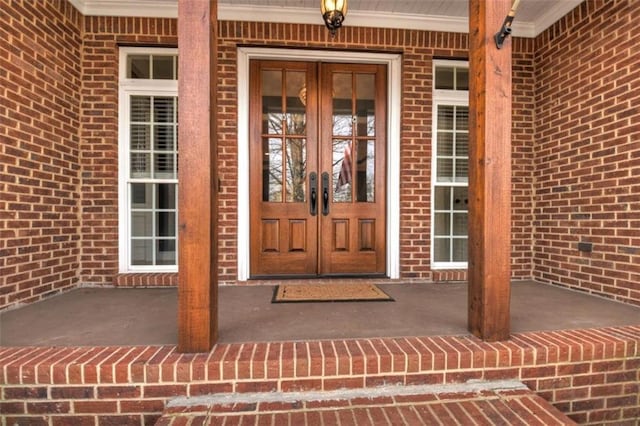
(118, 47, 179, 273)
(431, 59, 469, 270)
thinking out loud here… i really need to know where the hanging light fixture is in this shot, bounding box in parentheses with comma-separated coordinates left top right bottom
(321, 0, 348, 37)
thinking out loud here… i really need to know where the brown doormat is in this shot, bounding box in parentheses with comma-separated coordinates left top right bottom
(272, 283, 394, 303)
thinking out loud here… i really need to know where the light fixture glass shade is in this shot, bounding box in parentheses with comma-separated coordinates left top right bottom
(321, 0, 348, 36)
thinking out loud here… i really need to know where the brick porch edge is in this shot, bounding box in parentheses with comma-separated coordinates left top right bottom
(1, 326, 638, 425)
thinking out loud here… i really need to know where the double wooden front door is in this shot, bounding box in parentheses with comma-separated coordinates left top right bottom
(249, 60, 387, 277)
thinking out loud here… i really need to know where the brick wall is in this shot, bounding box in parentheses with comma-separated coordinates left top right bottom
(1, 327, 638, 424)
(9, 1, 639, 308)
(79, 16, 177, 287)
(533, 0, 640, 306)
(0, 0, 82, 309)
(216, 22, 536, 283)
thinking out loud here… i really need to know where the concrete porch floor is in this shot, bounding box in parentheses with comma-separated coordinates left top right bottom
(1, 280, 638, 347)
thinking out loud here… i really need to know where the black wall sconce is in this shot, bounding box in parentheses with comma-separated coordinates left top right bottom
(321, 0, 348, 37)
(495, 0, 521, 49)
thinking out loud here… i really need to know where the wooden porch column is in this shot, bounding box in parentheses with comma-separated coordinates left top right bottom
(467, 0, 512, 341)
(177, 0, 218, 352)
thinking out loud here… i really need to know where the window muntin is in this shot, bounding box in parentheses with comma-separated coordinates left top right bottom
(432, 60, 469, 268)
(119, 48, 178, 272)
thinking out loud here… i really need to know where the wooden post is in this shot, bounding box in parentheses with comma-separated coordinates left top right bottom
(468, 0, 512, 341)
(177, 0, 218, 352)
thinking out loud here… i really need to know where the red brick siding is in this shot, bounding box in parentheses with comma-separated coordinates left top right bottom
(0, 0, 82, 309)
(216, 22, 536, 283)
(1, 326, 638, 425)
(79, 17, 177, 288)
(533, 0, 640, 305)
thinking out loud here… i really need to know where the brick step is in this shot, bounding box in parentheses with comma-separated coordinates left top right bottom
(156, 381, 577, 425)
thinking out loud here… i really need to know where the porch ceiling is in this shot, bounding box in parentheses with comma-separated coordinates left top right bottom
(69, 0, 585, 37)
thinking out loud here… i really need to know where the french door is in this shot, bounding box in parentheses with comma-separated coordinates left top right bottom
(249, 60, 386, 277)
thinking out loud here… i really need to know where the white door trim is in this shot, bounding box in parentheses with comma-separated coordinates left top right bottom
(237, 47, 401, 281)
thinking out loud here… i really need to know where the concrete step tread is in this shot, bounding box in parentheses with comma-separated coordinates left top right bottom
(156, 381, 577, 425)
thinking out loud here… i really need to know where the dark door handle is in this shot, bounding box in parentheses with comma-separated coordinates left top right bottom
(321, 172, 330, 216)
(309, 172, 318, 216)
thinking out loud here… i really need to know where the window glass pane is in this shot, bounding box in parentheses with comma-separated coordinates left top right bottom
(285, 138, 306, 202)
(156, 240, 176, 265)
(434, 213, 450, 236)
(452, 187, 468, 211)
(156, 212, 176, 237)
(154, 97, 174, 123)
(131, 124, 150, 151)
(436, 159, 453, 182)
(452, 213, 467, 235)
(131, 183, 152, 208)
(434, 187, 450, 210)
(153, 55, 174, 79)
(435, 67, 454, 90)
(455, 159, 468, 181)
(433, 238, 450, 262)
(437, 106, 454, 130)
(333, 140, 352, 202)
(263, 138, 283, 202)
(285, 71, 306, 135)
(130, 152, 150, 178)
(356, 73, 375, 137)
(452, 238, 468, 261)
(333, 73, 352, 136)
(131, 212, 153, 237)
(456, 68, 469, 90)
(128, 55, 150, 79)
(456, 106, 469, 131)
(157, 183, 176, 209)
(131, 96, 151, 122)
(455, 133, 468, 156)
(262, 70, 283, 134)
(154, 125, 175, 151)
(356, 140, 375, 202)
(437, 132, 453, 156)
(154, 153, 175, 179)
(132, 240, 153, 265)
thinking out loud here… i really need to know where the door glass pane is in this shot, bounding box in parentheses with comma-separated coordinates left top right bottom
(356, 140, 375, 202)
(286, 71, 306, 135)
(262, 138, 283, 202)
(332, 140, 352, 202)
(262, 69, 283, 134)
(332, 73, 352, 136)
(285, 138, 306, 202)
(356, 73, 375, 137)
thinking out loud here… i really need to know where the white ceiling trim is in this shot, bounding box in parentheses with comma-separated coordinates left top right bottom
(69, 0, 582, 38)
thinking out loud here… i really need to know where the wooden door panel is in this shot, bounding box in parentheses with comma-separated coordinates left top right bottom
(250, 60, 386, 277)
(249, 61, 318, 276)
(319, 63, 387, 275)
